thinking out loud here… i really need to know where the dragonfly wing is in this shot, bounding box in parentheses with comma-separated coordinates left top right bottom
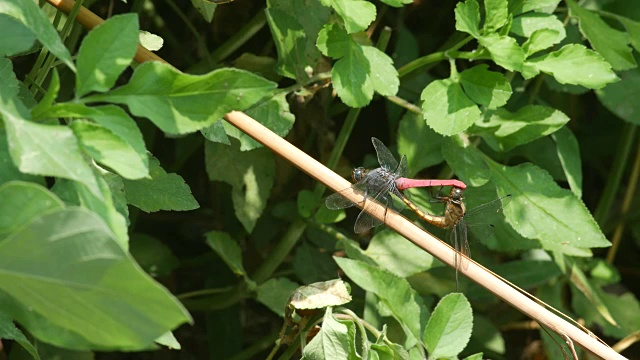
(372, 137, 399, 172)
(463, 194, 510, 241)
(353, 184, 396, 233)
(457, 219, 471, 271)
(396, 155, 408, 178)
(353, 208, 383, 234)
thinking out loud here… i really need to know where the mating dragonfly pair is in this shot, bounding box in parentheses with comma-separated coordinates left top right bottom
(326, 138, 511, 288)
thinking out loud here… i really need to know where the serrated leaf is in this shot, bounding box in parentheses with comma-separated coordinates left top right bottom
(455, 0, 480, 38)
(0, 208, 192, 350)
(618, 16, 640, 53)
(483, 0, 508, 32)
(205, 139, 274, 233)
(122, 156, 199, 212)
(266, 0, 329, 80)
(551, 126, 582, 198)
(71, 120, 148, 180)
(424, 293, 473, 359)
(0, 0, 75, 70)
(441, 136, 490, 187)
(319, 0, 376, 34)
(302, 307, 351, 360)
(363, 46, 399, 97)
(459, 65, 512, 109)
(595, 67, 640, 125)
(190, 0, 217, 22)
(475, 105, 570, 151)
(567, 0, 636, 71)
(487, 162, 610, 255)
(206, 231, 246, 276)
(421, 78, 481, 136)
(0, 181, 63, 239)
(76, 14, 138, 97)
(87, 62, 277, 134)
(365, 230, 434, 277)
(478, 34, 525, 72)
(221, 92, 295, 151)
(289, 279, 352, 311)
(397, 111, 444, 175)
(256, 277, 300, 317)
(1, 104, 101, 197)
(524, 44, 618, 89)
(334, 257, 426, 344)
(513, 0, 561, 14)
(511, 13, 566, 56)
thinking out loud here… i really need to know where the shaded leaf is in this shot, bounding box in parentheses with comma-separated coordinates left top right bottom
(122, 156, 198, 212)
(478, 34, 525, 72)
(0, 181, 62, 239)
(205, 140, 274, 233)
(302, 307, 351, 359)
(551, 126, 582, 198)
(596, 67, 640, 125)
(441, 136, 490, 187)
(319, 0, 376, 34)
(397, 111, 444, 175)
(206, 231, 246, 276)
(459, 64, 512, 109)
(0, 311, 40, 359)
(130, 233, 179, 278)
(256, 277, 299, 317)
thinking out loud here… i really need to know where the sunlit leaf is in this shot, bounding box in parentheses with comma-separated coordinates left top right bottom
(421, 78, 481, 136)
(424, 293, 473, 359)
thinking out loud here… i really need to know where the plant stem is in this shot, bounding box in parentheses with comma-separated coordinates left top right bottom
(252, 219, 307, 284)
(593, 123, 637, 226)
(606, 132, 640, 263)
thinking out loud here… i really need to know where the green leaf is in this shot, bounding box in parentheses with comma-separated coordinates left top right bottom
(129, 233, 179, 278)
(76, 14, 138, 97)
(551, 126, 582, 198)
(0, 208, 192, 350)
(512, 0, 561, 14)
(1, 106, 101, 197)
(71, 120, 148, 180)
(122, 156, 199, 212)
(0, 181, 63, 239)
(475, 105, 570, 151)
(206, 231, 246, 276)
(511, 13, 566, 56)
(87, 62, 277, 134)
(0, 311, 41, 359)
(397, 111, 444, 176)
(567, 0, 636, 71)
(459, 65, 512, 109)
(62, 174, 130, 249)
(154, 331, 180, 350)
(319, 0, 376, 34)
(363, 46, 399, 97)
(424, 293, 473, 359)
(441, 136, 490, 187)
(569, 262, 617, 327)
(302, 307, 351, 359)
(317, 23, 351, 58)
(298, 189, 321, 218)
(205, 140, 274, 233)
(421, 78, 481, 136)
(487, 162, 611, 255)
(289, 279, 352, 310)
(256, 277, 299, 317)
(365, 230, 434, 277)
(0, 58, 20, 100)
(379, 0, 412, 7)
(483, 0, 508, 32)
(524, 44, 619, 89)
(0, 14, 36, 57)
(334, 257, 426, 344)
(478, 34, 525, 72)
(455, 0, 480, 38)
(294, 242, 337, 283)
(0, 128, 45, 186)
(221, 92, 295, 151)
(265, 0, 329, 80)
(595, 67, 640, 125)
(618, 16, 640, 53)
(190, 0, 217, 22)
(0, 0, 75, 70)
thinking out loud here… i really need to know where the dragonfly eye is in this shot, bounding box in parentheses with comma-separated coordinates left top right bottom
(352, 167, 366, 182)
(451, 187, 464, 201)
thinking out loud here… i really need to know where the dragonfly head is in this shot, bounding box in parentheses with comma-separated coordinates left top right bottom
(450, 186, 464, 202)
(352, 167, 367, 182)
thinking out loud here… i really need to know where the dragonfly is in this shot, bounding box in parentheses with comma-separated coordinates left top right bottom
(325, 137, 465, 234)
(417, 186, 512, 290)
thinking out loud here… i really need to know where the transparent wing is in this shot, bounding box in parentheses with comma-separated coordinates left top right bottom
(372, 137, 399, 172)
(455, 219, 471, 271)
(396, 155, 408, 178)
(353, 185, 396, 234)
(325, 181, 369, 209)
(464, 194, 511, 241)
